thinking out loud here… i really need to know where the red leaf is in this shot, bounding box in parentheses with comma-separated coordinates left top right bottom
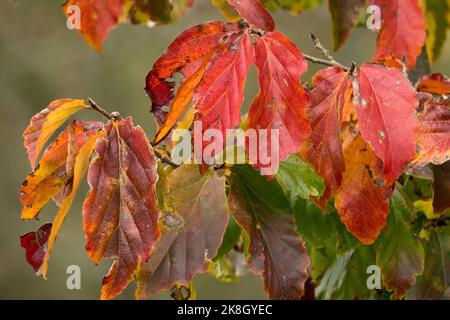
(355, 63, 419, 185)
(248, 32, 311, 168)
(416, 73, 450, 95)
(306, 66, 350, 205)
(82, 117, 160, 300)
(372, 0, 426, 69)
(146, 22, 241, 125)
(335, 135, 391, 244)
(63, 0, 126, 53)
(412, 94, 450, 167)
(227, 0, 275, 31)
(20, 223, 52, 273)
(194, 30, 253, 137)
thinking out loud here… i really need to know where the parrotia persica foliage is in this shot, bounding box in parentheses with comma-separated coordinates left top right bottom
(19, 0, 450, 300)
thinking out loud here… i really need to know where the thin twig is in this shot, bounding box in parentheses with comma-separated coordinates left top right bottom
(153, 147, 180, 168)
(310, 33, 336, 63)
(87, 98, 112, 120)
(303, 54, 350, 71)
(307, 33, 350, 71)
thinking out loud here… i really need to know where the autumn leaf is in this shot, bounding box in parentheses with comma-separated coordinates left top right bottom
(305, 66, 350, 205)
(412, 94, 450, 167)
(335, 135, 390, 244)
(228, 165, 309, 300)
(416, 73, 450, 95)
(355, 63, 419, 185)
(41, 128, 104, 278)
(376, 188, 425, 299)
(82, 118, 160, 300)
(432, 162, 450, 214)
(64, 0, 126, 53)
(227, 0, 275, 31)
(194, 30, 253, 137)
(20, 121, 103, 220)
(248, 31, 311, 168)
(23, 99, 88, 168)
(20, 223, 52, 274)
(135, 165, 229, 299)
(146, 21, 241, 128)
(372, 0, 426, 69)
(328, 0, 366, 51)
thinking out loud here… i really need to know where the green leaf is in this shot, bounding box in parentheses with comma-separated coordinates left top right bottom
(261, 0, 324, 13)
(124, 0, 193, 25)
(315, 249, 354, 299)
(295, 199, 335, 247)
(328, 0, 367, 50)
(376, 187, 425, 299)
(214, 216, 242, 260)
(276, 154, 325, 206)
(316, 245, 377, 300)
(425, 0, 450, 62)
(407, 225, 450, 299)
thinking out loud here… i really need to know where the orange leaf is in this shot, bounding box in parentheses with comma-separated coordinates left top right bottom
(63, 0, 125, 53)
(372, 0, 426, 69)
(412, 94, 450, 167)
(335, 135, 391, 244)
(355, 63, 419, 185)
(306, 66, 350, 205)
(41, 128, 104, 278)
(19, 121, 103, 220)
(23, 99, 88, 168)
(416, 73, 450, 95)
(82, 118, 160, 300)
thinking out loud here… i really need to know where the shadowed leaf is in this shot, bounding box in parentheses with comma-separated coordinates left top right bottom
(135, 165, 229, 299)
(228, 165, 309, 299)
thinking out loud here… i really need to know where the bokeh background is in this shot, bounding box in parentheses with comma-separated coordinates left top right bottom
(0, 0, 449, 300)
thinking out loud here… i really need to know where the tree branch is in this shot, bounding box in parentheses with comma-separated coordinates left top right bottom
(153, 147, 180, 168)
(303, 54, 350, 71)
(87, 98, 113, 120)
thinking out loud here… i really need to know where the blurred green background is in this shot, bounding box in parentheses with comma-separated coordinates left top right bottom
(0, 0, 449, 300)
